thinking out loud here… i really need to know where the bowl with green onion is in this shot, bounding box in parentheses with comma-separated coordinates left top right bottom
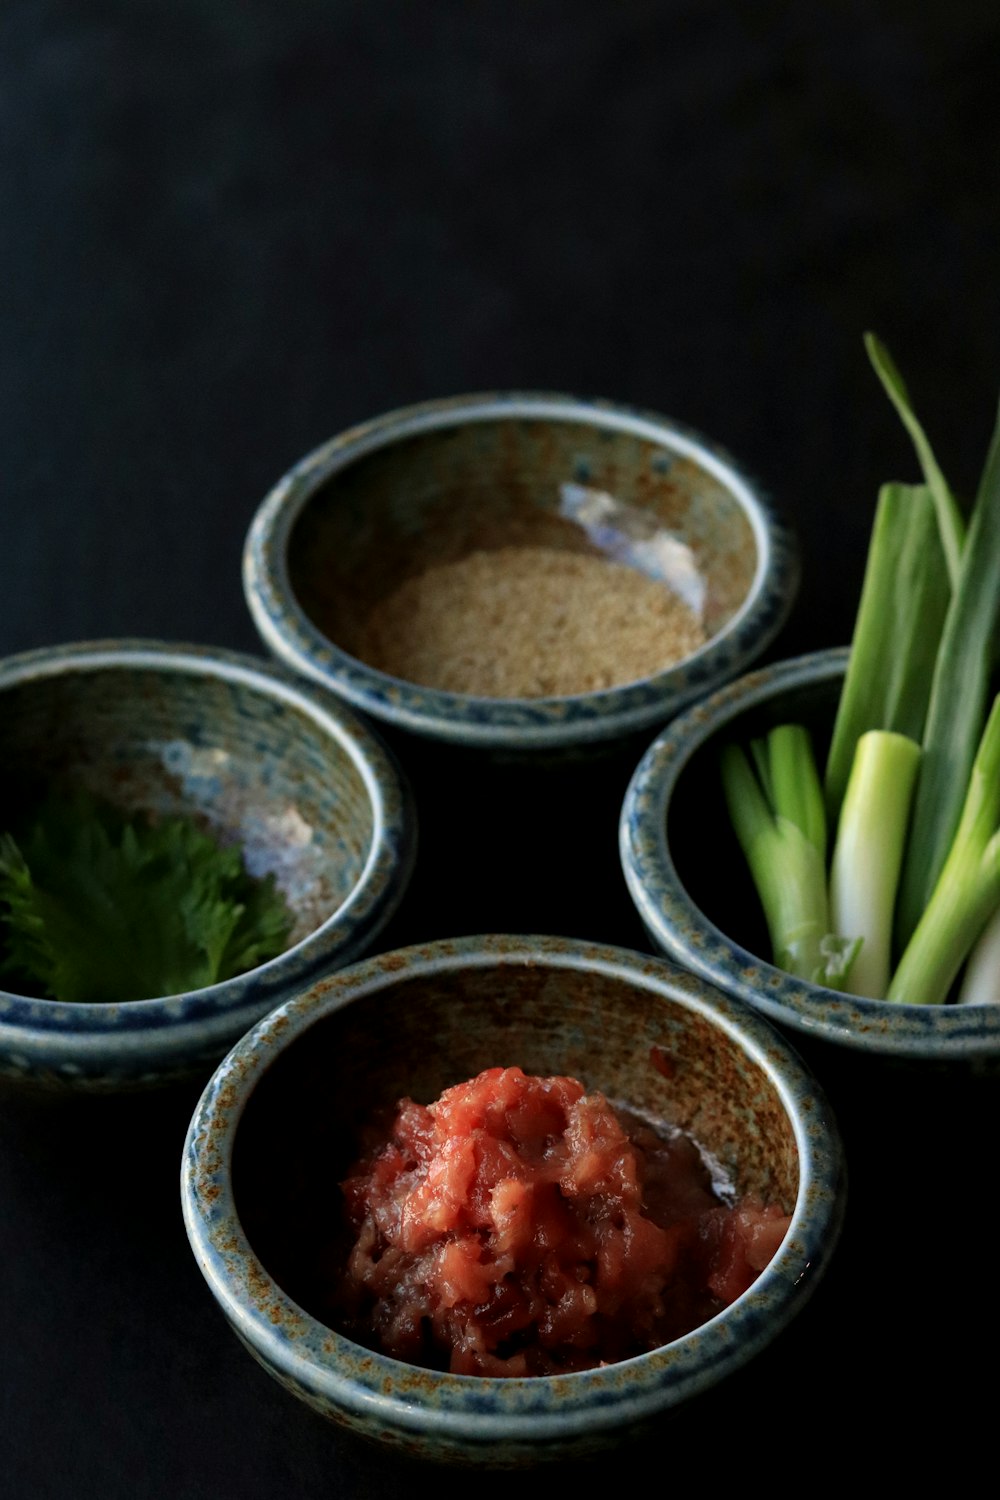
(621, 334, 1000, 1063)
(622, 647, 999, 1062)
(0, 641, 415, 1090)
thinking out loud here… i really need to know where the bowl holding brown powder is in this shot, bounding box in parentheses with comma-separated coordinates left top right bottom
(243, 393, 797, 751)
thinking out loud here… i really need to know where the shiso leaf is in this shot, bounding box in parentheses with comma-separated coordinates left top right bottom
(0, 792, 293, 1004)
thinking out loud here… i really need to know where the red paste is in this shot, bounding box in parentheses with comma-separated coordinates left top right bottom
(338, 1066, 790, 1377)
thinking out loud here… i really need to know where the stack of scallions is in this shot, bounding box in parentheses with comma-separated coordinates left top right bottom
(722, 334, 1000, 1005)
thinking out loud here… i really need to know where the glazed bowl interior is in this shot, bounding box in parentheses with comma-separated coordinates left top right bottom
(0, 656, 373, 945)
(286, 414, 757, 659)
(664, 671, 839, 960)
(245, 396, 797, 748)
(233, 956, 801, 1313)
(184, 938, 843, 1464)
(0, 643, 414, 1089)
(621, 649, 1000, 1063)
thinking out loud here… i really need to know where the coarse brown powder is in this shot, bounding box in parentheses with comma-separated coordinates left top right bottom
(354, 545, 707, 697)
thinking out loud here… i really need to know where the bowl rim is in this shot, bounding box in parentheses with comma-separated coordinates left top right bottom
(0, 639, 416, 1060)
(619, 646, 1000, 1060)
(181, 933, 844, 1450)
(243, 391, 799, 748)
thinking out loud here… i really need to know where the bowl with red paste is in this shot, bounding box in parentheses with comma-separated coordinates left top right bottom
(181, 935, 844, 1465)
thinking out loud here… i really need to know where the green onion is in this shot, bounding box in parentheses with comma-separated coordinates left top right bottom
(759, 723, 827, 865)
(864, 332, 965, 587)
(957, 906, 1000, 1006)
(721, 728, 855, 988)
(828, 730, 921, 998)
(887, 694, 1000, 1005)
(722, 332, 1000, 1007)
(893, 399, 1000, 950)
(824, 481, 950, 823)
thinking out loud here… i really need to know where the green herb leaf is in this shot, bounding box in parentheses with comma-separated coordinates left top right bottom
(0, 793, 293, 1003)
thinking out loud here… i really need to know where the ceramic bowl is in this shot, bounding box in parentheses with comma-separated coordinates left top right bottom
(243, 393, 798, 752)
(0, 641, 415, 1090)
(181, 934, 844, 1466)
(620, 647, 1000, 1063)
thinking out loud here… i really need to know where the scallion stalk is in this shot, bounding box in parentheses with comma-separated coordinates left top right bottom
(824, 480, 949, 823)
(764, 723, 827, 866)
(828, 730, 921, 998)
(887, 694, 1000, 1005)
(894, 399, 1000, 950)
(722, 727, 854, 988)
(956, 905, 1000, 1006)
(723, 333, 1000, 1007)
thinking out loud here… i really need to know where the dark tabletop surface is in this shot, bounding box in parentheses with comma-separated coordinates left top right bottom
(2, 4, 998, 1494)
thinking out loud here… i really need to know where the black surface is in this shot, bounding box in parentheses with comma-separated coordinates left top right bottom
(2, 4, 998, 1494)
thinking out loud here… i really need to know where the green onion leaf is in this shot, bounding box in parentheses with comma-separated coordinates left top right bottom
(766, 723, 827, 864)
(888, 694, 1000, 1005)
(894, 399, 1000, 949)
(824, 481, 950, 824)
(864, 332, 966, 586)
(721, 731, 844, 986)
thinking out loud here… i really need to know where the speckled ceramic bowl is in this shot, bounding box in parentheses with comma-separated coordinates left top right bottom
(0, 641, 415, 1090)
(181, 934, 844, 1465)
(620, 648, 1000, 1064)
(243, 393, 798, 752)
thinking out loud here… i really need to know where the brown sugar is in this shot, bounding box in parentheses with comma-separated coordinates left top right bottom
(354, 545, 707, 698)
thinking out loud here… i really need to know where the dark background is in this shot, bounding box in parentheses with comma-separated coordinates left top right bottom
(2, 3, 997, 1495)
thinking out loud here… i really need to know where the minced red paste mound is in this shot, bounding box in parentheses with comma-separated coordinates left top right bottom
(338, 1066, 790, 1377)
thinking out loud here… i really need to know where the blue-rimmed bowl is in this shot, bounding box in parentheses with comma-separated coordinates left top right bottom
(620, 648, 1000, 1064)
(181, 934, 843, 1466)
(0, 641, 415, 1090)
(243, 393, 798, 753)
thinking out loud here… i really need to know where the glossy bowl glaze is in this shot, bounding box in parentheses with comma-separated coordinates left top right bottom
(0, 641, 415, 1090)
(181, 934, 843, 1465)
(620, 648, 1000, 1064)
(243, 393, 798, 752)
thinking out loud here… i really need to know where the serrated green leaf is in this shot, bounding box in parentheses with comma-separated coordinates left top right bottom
(0, 793, 293, 1003)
